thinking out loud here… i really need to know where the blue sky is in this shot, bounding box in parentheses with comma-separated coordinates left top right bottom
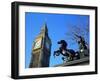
(25, 12, 89, 68)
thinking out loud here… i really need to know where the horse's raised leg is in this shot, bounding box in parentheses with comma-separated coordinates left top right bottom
(53, 50, 60, 58)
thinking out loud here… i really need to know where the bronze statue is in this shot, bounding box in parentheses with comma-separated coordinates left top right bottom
(53, 40, 79, 61)
(75, 34, 89, 56)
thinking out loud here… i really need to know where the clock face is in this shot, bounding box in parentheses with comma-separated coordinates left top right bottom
(34, 39, 42, 49)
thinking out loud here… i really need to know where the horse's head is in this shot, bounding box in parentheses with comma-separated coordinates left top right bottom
(58, 40, 67, 45)
(57, 40, 68, 50)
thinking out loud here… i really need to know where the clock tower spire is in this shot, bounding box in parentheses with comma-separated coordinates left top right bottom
(29, 23, 52, 68)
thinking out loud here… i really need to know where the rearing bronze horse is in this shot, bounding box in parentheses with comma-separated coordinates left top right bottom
(53, 40, 76, 61)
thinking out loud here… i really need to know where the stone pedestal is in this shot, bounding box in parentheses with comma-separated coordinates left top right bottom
(54, 57, 89, 67)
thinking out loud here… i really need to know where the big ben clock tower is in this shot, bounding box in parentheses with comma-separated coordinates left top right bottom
(29, 23, 52, 68)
